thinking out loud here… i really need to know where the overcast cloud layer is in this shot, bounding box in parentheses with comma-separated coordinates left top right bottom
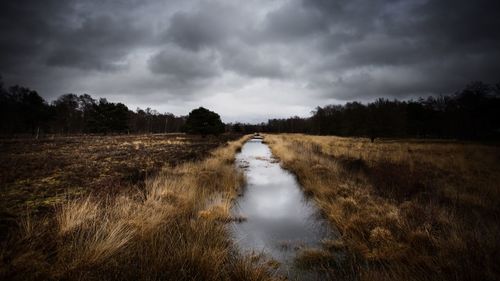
(1, 0, 499, 122)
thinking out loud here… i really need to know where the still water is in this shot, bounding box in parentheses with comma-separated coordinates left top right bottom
(231, 138, 334, 278)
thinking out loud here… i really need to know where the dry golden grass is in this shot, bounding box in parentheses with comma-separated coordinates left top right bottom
(0, 134, 278, 281)
(265, 134, 500, 281)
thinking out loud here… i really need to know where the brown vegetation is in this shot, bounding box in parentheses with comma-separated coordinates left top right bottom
(265, 134, 500, 281)
(0, 134, 238, 219)
(1, 134, 278, 281)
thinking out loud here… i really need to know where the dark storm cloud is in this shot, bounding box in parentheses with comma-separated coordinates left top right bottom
(298, 0, 500, 99)
(161, 1, 287, 79)
(0, 0, 71, 72)
(148, 46, 220, 80)
(218, 42, 287, 79)
(0, 0, 161, 73)
(262, 1, 328, 41)
(1, 0, 499, 120)
(166, 9, 229, 51)
(45, 14, 150, 70)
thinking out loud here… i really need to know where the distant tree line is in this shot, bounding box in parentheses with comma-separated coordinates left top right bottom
(2, 76, 499, 140)
(0, 77, 185, 135)
(228, 81, 500, 140)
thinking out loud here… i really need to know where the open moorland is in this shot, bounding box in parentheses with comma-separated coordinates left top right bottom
(265, 134, 500, 281)
(0, 134, 239, 233)
(1, 133, 499, 281)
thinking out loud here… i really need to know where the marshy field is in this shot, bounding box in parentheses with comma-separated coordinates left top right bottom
(0, 133, 499, 281)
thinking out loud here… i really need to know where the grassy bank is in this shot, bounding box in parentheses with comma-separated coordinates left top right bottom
(1, 135, 277, 281)
(265, 134, 500, 281)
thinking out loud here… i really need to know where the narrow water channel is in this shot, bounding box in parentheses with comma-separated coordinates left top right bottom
(231, 137, 335, 279)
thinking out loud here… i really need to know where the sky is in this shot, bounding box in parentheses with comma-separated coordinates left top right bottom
(1, 0, 499, 123)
